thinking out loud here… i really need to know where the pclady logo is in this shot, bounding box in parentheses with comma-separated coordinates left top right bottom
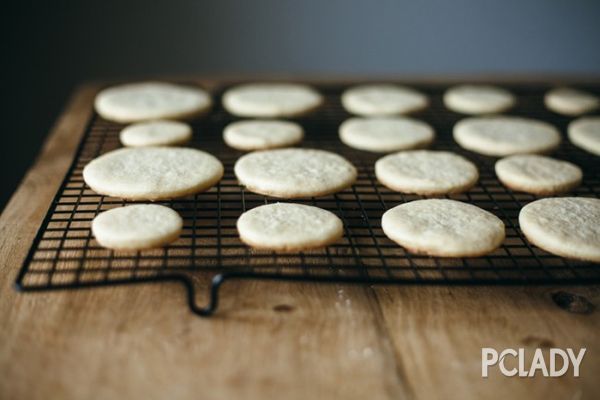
(482, 348, 586, 377)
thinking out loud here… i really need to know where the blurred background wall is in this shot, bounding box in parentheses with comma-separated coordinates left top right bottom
(2, 0, 600, 210)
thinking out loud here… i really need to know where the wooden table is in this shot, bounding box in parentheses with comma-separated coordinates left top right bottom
(1, 82, 599, 400)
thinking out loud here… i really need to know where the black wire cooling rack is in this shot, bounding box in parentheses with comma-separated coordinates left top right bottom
(15, 82, 600, 316)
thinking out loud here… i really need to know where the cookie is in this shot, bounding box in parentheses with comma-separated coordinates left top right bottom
(222, 83, 322, 117)
(495, 155, 582, 195)
(568, 116, 600, 156)
(223, 119, 304, 151)
(443, 84, 515, 115)
(453, 116, 561, 156)
(92, 204, 183, 250)
(95, 82, 212, 123)
(339, 117, 434, 152)
(234, 148, 357, 198)
(341, 84, 428, 116)
(237, 203, 343, 252)
(544, 87, 599, 116)
(83, 147, 223, 200)
(120, 120, 192, 147)
(519, 197, 600, 262)
(381, 199, 505, 257)
(375, 150, 478, 195)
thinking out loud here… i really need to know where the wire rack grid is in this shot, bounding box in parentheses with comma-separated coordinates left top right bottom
(15, 82, 600, 316)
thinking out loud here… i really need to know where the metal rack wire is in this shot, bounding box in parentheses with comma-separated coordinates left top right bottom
(15, 82, 600, 316)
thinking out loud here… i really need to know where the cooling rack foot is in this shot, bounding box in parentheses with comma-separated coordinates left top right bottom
(183, 273, 226, 317)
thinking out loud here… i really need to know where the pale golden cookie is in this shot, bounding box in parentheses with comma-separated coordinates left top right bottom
(382, 199, 505, 257)
(375, 150, 478, 195)
(120, 120, 192, 147)
(223, 120, 303, 151)
(453, 116, 561, 156)
(495, 155, 582, 195)
(545, 87, 599, 116)
(95, 82, 212, 123)
(234, 148, 357, 198)
(519, 197, 600, 262)
(568, 116, 600, 156)
(339, 117, 434, 152)
(83, 147, 223, 200)
(222, 83, 322, 117)
(92, 204, 183, 250)
(341, 84, 428, 116)
(237, 203, 343, 252)
(443, 84, 515, 115)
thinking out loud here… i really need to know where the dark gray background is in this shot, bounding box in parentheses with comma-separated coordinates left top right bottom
(2, 0, 600, 211)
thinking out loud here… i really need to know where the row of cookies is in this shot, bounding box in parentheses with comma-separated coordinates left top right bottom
(341, 113, 600, 157)
(95, 81, 600, 120)
(85, 82, 599, 263)
(341, 84, 599, 117)
(220, 82, 600, 118)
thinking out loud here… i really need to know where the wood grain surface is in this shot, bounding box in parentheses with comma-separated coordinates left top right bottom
(0, 81, 598, 400)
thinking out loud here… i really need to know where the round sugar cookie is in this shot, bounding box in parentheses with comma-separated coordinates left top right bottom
(120, 120, 192, 147)
(544, 87, 599, 116)
(375, 151, 478, 195)
(568, 116, 600, 156)
(234, 148, 357, 198)
(222, 83, 322, 117)
(341, 84, 428, 116)
(92, 204, 183, 250)
(495, 155, 582, 195)
(95, 82, 212, 123)
(519, 197, 600, 262)
(382, 199, 505, 257)
(339, 117, 434, 152)
(223, 119, 304, 151)
(453, 116, 561, 156)
(83, 147, 223, 200)
(237, 203, 343, 252)
(443, 84, 515, 115)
